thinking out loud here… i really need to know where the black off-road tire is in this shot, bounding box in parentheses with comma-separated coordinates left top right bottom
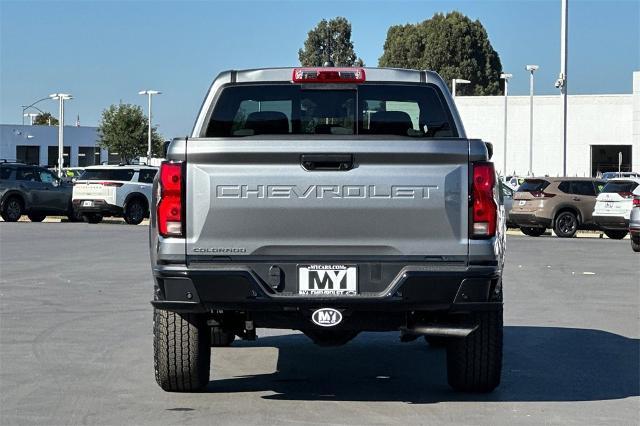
(1, 196, 23, 222)
(424, 335, 449, 347)
(27, 213, 46, 222)
(520, 226, 545, 237)
(631, 237, 640, 252)
(603, 230, 628, 240)
(446, 308, 503, 393)
(123, 198, 146, 225)
(553, 211, 578, 238)
(211, 328, 235, 347)
(83, 213, 103, 224)
(153, 309, 211, 392)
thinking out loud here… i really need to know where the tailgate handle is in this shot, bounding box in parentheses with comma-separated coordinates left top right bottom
(301, 154, 353, 171)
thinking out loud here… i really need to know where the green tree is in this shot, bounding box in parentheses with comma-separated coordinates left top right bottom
(97, 103, 163, 164)
(298, 17, 364, 67)
(33, 112, 59, 126)
(379, 11, 503, 95)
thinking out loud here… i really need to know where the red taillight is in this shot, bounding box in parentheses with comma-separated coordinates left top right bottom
(618, 191, 633, 199)
(633, 197, 640, 207)
(530, 190, 555, 198)
(158, 161, 183, 238)
(292, 67, 366, 83)
(471, 162, 497, 238)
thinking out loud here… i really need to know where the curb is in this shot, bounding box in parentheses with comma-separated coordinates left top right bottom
(506, 228, 630, 240)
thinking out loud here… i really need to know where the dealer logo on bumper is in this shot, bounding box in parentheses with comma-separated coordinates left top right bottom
(312, 308, 343, 327)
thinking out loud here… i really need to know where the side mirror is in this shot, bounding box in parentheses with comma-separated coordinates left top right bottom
(485, 142, 494, 160)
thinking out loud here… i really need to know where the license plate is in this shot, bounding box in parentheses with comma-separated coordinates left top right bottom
(298, 265, 357, 296)
(82, 200, 93, 207)
(519, 200, 526, 206)
(605, 202, 613, 208)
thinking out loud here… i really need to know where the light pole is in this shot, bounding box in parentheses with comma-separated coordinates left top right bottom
(526, 65, 539, 176)
(138, 90, 162, 162)
(500, 73, 513, 176)
(23, 113, 39, 125)
(557, 0, 569, 176)
(21, 96, 51, 124)
(451, 78, 470, 97)
(49, 93, 72, 177)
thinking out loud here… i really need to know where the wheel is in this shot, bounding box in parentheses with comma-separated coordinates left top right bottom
(123, 198, 146, 225)
(67, 206, 84, 222)
(303, 330, 359, 347)
(1, 196, 23, 222)
(446, 308, 503, 393)
(553, 211, 578, 238)
(632, 237, 640, 252)
(520, 226, 545, 237)
(27, 214, 46, 222)
(83, 213, 103, 224)
(424, 335, 449, 347)
(603, 230, 627, 240)
(153, 309, 210, 392)
(211, 328, 235, 347)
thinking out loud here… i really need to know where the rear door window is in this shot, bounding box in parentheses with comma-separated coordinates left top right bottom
(16, 167, 38, 182)
(81, 169, 135, 181)
(571, 181, 596, 196)
(138, 169, 157, 183)
(517, 179, 550, 192)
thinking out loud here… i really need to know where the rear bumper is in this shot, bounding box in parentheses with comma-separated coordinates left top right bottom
(73, 199, 122, 216)
(593, 214, 629, 230)
(508, 211, 551, 228)
(151, 263, 502, 329)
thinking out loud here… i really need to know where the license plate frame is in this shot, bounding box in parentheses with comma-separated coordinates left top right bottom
(298, 265, 358, 296)
(82, 200, 93, 207)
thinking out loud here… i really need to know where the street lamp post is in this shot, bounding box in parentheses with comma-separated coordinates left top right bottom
(21, 96, 52, 125)
(526, 65, 539, 176)
(558, 0, 569, 176)
(500, 73, 513, 176)
(49, 93, 72, 177)
(138, 90, 162, 162)
(451, 78, 471, 97)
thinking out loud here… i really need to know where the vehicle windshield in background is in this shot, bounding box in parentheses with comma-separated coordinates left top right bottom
(206, 84, 457, 138)
(80, 169, 135, 181)
(601, 180, 639, 193)
(517, 179, 550, 192)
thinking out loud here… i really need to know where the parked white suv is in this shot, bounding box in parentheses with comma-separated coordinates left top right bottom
(592, 177, 640, 239)
(72, 165, 157, 224)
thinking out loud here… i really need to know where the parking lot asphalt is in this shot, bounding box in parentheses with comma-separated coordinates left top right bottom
(0, 223, 638, 425)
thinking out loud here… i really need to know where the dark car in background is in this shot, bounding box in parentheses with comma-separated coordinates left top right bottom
(509, 177, 605, 238)
(0, 161, 79, 222)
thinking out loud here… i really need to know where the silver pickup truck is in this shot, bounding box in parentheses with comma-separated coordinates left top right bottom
(149, 67, 506, 393)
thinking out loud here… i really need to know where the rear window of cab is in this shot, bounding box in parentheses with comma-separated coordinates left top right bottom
(205, 84, 457, 138)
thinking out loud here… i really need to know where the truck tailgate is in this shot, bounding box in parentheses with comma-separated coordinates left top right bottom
(184, 138, 469, 259)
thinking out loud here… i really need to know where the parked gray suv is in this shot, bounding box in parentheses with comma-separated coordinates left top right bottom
(149, 67, 506, 393)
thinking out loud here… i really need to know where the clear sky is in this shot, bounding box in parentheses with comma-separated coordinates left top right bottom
(1, 0, 638, 138)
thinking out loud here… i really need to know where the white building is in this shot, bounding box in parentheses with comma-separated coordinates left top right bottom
(455, 71, 639, 177)
(0, 124, 110, 167)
